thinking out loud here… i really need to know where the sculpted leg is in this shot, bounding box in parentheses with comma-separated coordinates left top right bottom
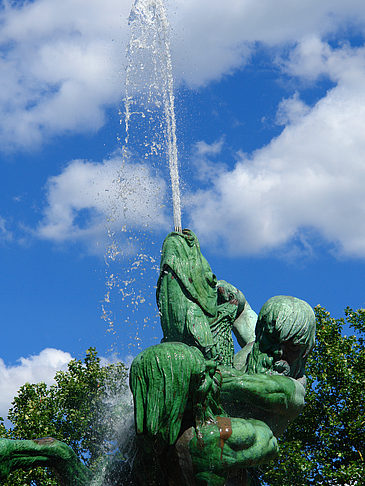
(176, 418, 278, 486)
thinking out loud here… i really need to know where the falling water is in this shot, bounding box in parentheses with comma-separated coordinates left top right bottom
(124, 0, 182, 232)
(102, 0, 182, 352)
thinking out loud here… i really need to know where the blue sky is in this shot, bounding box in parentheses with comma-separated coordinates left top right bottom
(1, 0, 365, 418)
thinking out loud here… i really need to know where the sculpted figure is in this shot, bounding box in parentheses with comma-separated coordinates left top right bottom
(221, 295, 316, 436)
(181, 296, 315, 485)
(129, 341, 224, 485)
(0, 437, 92, 486)
(157, 230, 218, 356)
(157, 230, 257, 364)
(131, 232, 316, 485)
(0, 231, 315, 486)
(129, 342, 277, 486)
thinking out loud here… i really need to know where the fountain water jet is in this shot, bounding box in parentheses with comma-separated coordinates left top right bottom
(124, 0, 182, 232)
(101, 0, 180, 350)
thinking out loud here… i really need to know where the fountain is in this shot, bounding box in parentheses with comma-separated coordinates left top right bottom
(0, 228, 315, 485)
(0, 1, 316, 485)
(129, 231, 315, 485)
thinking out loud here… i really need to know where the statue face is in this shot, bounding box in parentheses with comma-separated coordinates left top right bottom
(216, 280, 246, 317)
(249, 296, 315, 380)
(217, 283, 238, 305)
(257, 323, 308, 378)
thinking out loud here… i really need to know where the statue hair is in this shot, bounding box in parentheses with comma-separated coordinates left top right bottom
(256, 295, 316, 355)
(247, 295, 315, 378)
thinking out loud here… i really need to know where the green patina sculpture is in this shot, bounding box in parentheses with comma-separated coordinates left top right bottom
(221, 295, 316, 437)
(157, 230, 257, 365)
(157, 230, 218, 355)
(0, 437, 92, 486)
(0, 230, 315, 485)
(130, 230, 316, 485)
(130, 341, 225, 485)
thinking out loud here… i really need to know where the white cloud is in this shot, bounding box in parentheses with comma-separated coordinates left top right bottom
(0, 0, 131, 149)
(282, 35, 365, 85)
(276, 93, 311, 126)
(187, 42, 365, 258)
(169, 0, 365, 87)
(189, 139, 228, 184)
(0, 216, 13, 242)
(1, 3, 365, 260)
(0, 348, 72, 419)
(195, 139, 224, 157)
(35, 155, 168, 252)
(2, 0, 365, 148)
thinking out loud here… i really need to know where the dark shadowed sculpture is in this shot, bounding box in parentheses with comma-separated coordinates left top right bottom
(0, 438, 92, 486)
(0, 230, 315, 485)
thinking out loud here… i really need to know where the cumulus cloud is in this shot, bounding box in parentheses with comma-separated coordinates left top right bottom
(169, 0, 365, 86)
(1, 0, 365, 148)
(35, 155, 168, 252)
(0, 348, 72, 419)
(0, 0, 131, 149)
(187, 41, 365, 258)
(195, 139, 224, 157)
(189, 139, 228, 183)
(2, 0, 365, 260)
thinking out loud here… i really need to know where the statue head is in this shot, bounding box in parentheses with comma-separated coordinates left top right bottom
(170, 228, 200, 248)
(217, 280, 246, 318)
(247, 295, 316, 380)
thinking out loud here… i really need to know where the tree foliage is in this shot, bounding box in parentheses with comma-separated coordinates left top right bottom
(0, 348, 129, 486)
(261, 306, 365, 486)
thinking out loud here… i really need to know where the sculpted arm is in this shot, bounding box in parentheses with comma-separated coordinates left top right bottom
(220, 368, 305, 418)
(0, 438, 92, 486)
(232, 301, 257, 349)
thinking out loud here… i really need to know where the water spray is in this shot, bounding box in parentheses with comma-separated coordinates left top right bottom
(125, 0, 182, 233)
